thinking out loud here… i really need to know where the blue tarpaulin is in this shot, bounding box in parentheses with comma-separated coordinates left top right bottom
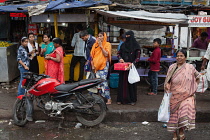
(0, 0, 111, 13)
(46, 0, 111, 11)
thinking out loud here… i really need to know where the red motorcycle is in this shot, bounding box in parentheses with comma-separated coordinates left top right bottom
(13, 72, 107, 127)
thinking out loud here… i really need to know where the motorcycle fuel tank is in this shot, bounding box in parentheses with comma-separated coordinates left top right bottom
(28, 78, 61, 96)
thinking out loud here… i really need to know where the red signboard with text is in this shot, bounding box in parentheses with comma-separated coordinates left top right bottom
(188, 15, 210, 27)
(10, 13, 27, 17)
(28, 24, 38, 35)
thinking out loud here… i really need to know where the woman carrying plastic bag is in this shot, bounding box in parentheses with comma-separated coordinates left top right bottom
(116, 30, 141, 105)
(162, 50, 200, 140)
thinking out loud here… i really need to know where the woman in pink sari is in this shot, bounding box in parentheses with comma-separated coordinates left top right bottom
(45, 38, 64, 83)
(164, 50, 200, 140)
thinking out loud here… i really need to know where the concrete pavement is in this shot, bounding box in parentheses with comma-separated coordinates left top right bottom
(1, 79, 210, 123)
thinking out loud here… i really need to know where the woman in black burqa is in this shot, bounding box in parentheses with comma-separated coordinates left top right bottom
(117, 31, 141, 105)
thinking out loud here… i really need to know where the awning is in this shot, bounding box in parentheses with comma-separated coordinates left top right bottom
(0, 0, 112, 14)
(45, 0, 111, 11)
(96, 10, 188, 24)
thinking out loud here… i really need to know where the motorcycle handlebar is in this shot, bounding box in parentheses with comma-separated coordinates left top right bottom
(23, 72, 50, 81)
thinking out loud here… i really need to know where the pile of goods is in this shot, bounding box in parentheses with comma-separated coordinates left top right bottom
(160, 45, 172, 48)
(0, 41, 13, 47)
(111, 49, 118, 56)
(165, 32, 173, 37)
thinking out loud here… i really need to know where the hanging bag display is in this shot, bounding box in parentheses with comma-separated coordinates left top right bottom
(128, 63, 140, 84)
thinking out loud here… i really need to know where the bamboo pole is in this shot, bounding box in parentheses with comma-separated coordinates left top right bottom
(52, 0, 58, 37)
(94, 13, 99, 37)
(53, 14, 58, 37)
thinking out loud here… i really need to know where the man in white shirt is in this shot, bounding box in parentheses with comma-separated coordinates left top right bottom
(69, 24, 85, 82)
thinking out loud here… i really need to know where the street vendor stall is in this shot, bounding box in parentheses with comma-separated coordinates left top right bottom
(181, 15, 210, 61)
(0, 0, 112, 82)
(0, 43, 19, 82)
(178, 15, 210, 71)
(96, 9, 188, 87)
(96, 10, 187, 57)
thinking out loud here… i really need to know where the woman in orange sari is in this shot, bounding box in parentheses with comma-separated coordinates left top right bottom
(164, 50, 200, 140)
(91, 32, 112, 104)
(45, 38, 64, 83)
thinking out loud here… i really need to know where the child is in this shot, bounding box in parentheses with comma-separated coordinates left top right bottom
(147, 38, 161, 95)
(17, 37, 30, 96)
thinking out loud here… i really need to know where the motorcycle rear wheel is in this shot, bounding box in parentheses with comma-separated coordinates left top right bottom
(13, 98, 28, 127)
(76, 94, 107, 127)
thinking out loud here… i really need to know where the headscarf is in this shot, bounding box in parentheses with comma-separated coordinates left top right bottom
(122, 31, 140, 53)
(119, 31, 140, 62)
(91, 32, 111, 71)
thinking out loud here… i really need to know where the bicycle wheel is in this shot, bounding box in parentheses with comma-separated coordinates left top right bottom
(144, 64, 168, 87)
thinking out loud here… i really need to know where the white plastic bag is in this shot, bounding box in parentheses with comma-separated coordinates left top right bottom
(128, 63, 140, 84)
(158, 93, 172, 122)
(196, 71, 208, 93)
(206, 63, 210, 81)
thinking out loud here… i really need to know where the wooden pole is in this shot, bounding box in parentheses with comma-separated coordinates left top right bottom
(52, 0, 58, 37)
(94, 13, 99, 37)
(53, 14, 58, 37)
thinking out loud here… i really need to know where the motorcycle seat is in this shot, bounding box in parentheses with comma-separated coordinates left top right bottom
(55, 83, 79, 91)
(55, 79, 102, 92)
(78, 78, 102, 85)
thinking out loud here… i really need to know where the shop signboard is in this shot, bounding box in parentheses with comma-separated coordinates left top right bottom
(188, 15, 210, 27)
(0, 0, 6, 5)
(28, 24, 38, 35)
(10, 13, 27, 17)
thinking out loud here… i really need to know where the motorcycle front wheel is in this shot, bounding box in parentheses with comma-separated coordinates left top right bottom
(76, 93, 107, 127)
(13, 98, 28, 127)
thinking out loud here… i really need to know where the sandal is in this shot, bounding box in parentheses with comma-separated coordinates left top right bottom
(179, 134, 185, 140)
(147, 92, 157, 95)
(172, 138, 178, 140)
(106, 99, 112, 105)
